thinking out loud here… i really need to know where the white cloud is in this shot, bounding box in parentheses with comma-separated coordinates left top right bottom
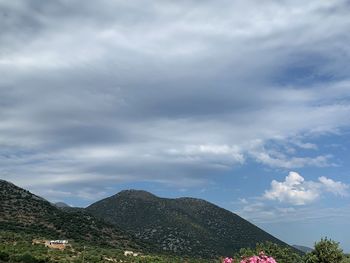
(319, 176, 349, 196)
(251, 150, 332, 169)
(33, 188, 109, 203)
(166, 144, 245, 166)
(236, 171, 350, 225)
(264, 171, 349, 205)
(264, 172, 320, 205)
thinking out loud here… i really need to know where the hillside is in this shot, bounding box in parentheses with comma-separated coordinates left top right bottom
(86, 189, 291, 257)
(0, 180, 141, 250)
(293, 245, 313, 253)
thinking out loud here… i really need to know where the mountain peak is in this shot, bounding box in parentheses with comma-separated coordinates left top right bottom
(54, 202, 71, 208)
(116, 189, 158, 200)
(0, 179, 46, 202)
(0, 179, 16, 188)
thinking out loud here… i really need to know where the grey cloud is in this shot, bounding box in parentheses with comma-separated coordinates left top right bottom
(1, 0, 350, 202)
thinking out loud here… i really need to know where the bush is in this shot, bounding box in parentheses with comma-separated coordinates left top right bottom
(305, 238, 343, 263)
(235, 242, 302, 263)
(10, 253, 46, 263)
(341, 255, 350, 263)
(0, 251, 10, 262)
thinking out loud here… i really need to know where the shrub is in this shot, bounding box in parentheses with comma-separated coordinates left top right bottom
(223, 251, 277, 263)
(305, 238, 343, 263)
(0, 251, 10, 262)
(235, 242, 301, 263)
(240, 252, 277, 263)
(9, 253, 46, 263)
(341, 255, 350, 263)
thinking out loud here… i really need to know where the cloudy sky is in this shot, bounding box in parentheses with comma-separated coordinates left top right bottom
(1, 0, 350, 251)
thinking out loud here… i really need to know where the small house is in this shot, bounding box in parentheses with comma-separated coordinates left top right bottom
(45, 240, 69, 250)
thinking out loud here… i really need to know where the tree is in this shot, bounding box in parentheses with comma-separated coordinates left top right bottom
(305, 238, 343, 263)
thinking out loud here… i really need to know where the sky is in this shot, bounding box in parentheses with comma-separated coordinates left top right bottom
(1, 0, 350, 251)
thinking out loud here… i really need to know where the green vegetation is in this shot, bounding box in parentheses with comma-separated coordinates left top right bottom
(342, 254, 350, 263)
(304, 238, 344, 263)
(234, 241, 303, 263)
(231, 238, 349, 263)
(1, 231, 349, 263)
(0, 231, 216, 263)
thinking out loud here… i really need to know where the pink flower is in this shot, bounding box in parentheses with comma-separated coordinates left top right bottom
(239, 251, 277, 263)
(223, 257, 233, 263)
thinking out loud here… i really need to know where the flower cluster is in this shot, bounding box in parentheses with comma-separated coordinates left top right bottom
(223, 252, 277, 263)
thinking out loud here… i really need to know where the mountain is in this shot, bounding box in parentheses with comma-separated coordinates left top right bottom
(54, 202, 70, 208)
(86, 189, 292, 257)
(0, 180, 141, 250)
(293, 245, 313, 253)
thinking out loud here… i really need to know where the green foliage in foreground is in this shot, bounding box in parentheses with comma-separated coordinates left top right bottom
(341, 254, 350, 263)
(232, 238, 348, 263)
(304, 238, 343, 263)
(0, 231, 218, 263)
(1, 231, 349, 263)
(234, 241, 302, 263)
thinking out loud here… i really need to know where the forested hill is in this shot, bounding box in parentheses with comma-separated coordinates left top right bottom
(87, 189, 292, 257)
